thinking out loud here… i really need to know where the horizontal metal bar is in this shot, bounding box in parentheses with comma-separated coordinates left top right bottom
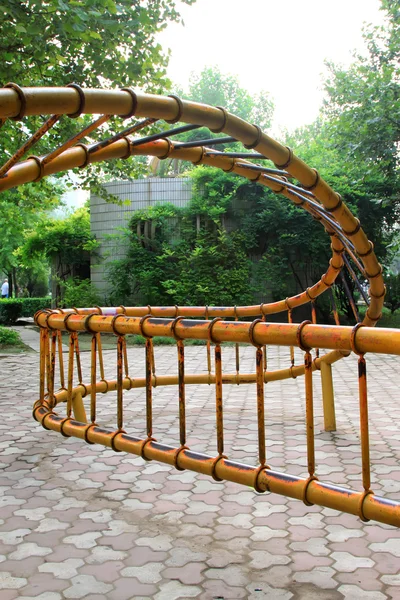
(35, 312, 400, 356)
(33, 404, 400, 527)
(130, 123, 201, 147)
(88, 117, 157, 154)
(174, 136, 237, 149)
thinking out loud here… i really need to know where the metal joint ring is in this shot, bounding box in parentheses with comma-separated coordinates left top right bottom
(296, 320, 312, 352)
(326, 194, 343, 213)
(100, 378, 109, 394)
(28, 155, 45, 181)
(313, 357, 321, 371)
(222, 159, 236, 173)
(110, 429, 125, 452)
(140, 437, 155, 461)
(244, 124, 262, 149)
(67, 83, 86, 118)
(253, 463, 270, 493)
(84, 313, 97, 334)
(139, 314, 153, 339)
(159, 138, 173, 160)
(369, 286, 386, 300)
(211, 454, 227, 481)
(119, 305, 127, 314)
(63, 313, 75, 333)
(274, 146, 293, 169)
(119, 87, 138, 119)
(192, 146, 204, 165)
(210, 106, 228, 133)
(302, 475, 318, 506)
(305, 288, 316, 301)
(248, 318, 263, 348)
(59, 417, 71, 438)
(302, 168, 320, 191)
(365, 265, 383, 279)
(170, 316, 185, 341)
(111, 314, 124, 336)
(289, 365, 297, 379)
(321, 274, 333, 288)
(5, 82, 27, 119)
(350, 322, 365, 356)
(329, 259, 342, 271)
(166, 94, 183, 124)
(120, 136, 132, 159)
(75, 143, 90, 168)
(284, 297, 292, 311)
(366, 310, 381, 323)
(173, 445, 188, 471)
(358, 241, 374, 258)
(208, 317, 223, 344)
(342, 218, 361, 237)
(83, 423, 96, 445)
(358, 489, 374, 522)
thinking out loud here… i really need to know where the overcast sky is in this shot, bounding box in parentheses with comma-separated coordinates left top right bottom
(158, 0, 385, 133)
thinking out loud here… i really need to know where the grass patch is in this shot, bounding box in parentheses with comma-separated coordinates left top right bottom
(0, 326, 32, 353)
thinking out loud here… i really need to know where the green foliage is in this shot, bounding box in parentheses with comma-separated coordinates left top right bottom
(1, 0, 194, 89)
(0, 297, 51, 324)
(384, 271, 400, 313)
(61, 278, 101, 308)
(180, 67, 274, 131)
(0, 0, 195, 286)
(107, 164, 333, 308)
(21, 207, 97, 304)
(0, 326, 23, 346)
(22, 207, 97, 265)
(321, 2, 399, 218)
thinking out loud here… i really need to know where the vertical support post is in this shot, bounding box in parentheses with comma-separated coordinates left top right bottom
(67, 333, 74, 418)
(57, 330, 65, 389)
(358, 355, 371, 491)
(215, 343, 224, 456)
(145, 338, 153, 438)
(256, 346, 266, 466)
(90, 333, 97, 424)
(71, 332, 86, 422)
(47, 331, 57, 410)
(117, 335, 124, 431)
(305, 350, 315, 477)
(177, 339, 186, 446)
(287, 306, 295, 366)
(311, 302, 319, 358)
(320, 361, 336, 431)
(39, 328, 47, 404)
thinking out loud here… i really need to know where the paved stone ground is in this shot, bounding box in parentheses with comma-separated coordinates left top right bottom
(0, 339, 400, 599)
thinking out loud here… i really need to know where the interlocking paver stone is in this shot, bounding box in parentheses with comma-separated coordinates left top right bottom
(0, 344, 400, 598)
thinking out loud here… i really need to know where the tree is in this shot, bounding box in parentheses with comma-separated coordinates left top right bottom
(179, 66, 274, 132)
(1, 0, 195, 88)
(20, 207, 98, 305)
(323, 0, 399, 207)
(0, 0, 196, 288)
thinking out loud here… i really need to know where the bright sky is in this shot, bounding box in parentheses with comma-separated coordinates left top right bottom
(159, 0, 385, 133)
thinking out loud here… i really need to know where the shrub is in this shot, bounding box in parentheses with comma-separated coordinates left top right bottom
(0, 326, 23, 346)
(61, 278, 101, 308)
(0, 297, 51, 324)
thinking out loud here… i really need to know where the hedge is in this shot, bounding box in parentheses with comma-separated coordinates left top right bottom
(0, 297, 51, 325)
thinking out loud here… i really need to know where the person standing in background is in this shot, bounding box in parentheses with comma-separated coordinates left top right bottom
(1, 278, 9, 298)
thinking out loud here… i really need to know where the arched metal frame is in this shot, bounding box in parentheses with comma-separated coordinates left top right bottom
(0, 85, 398, 527)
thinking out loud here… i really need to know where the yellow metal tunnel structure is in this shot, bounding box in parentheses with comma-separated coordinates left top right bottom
(0, 84, 398, 527)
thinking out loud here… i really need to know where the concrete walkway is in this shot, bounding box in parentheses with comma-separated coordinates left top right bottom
(0, 344, 399, 599)
(9, 325, 68, 353)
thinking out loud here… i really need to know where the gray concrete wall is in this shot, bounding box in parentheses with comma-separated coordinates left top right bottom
(90, 177, 192, 300)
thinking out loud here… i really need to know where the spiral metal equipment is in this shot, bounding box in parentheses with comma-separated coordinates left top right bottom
(0, 84, 399, 526)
